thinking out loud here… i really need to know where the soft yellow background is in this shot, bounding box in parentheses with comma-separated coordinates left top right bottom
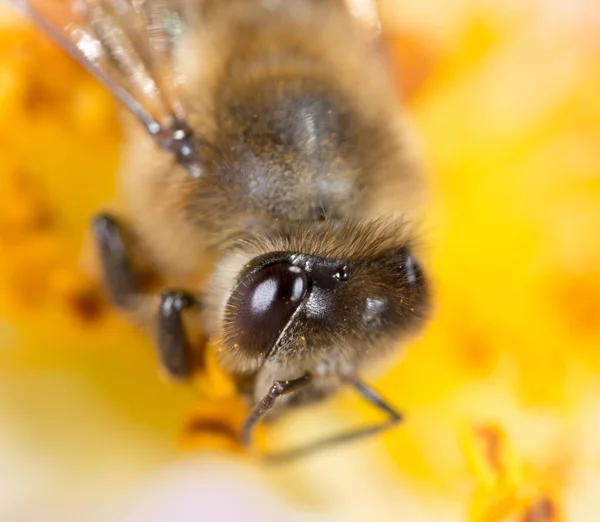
(0, 0, 599, 520)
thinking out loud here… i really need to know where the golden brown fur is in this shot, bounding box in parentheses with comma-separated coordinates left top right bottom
(116, 0, 424, 283)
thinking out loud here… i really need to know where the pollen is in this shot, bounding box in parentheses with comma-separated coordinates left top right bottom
(193, 339, 237, 400)
(180, 396, 266, 455)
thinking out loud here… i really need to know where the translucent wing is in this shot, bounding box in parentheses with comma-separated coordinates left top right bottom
(343, 0, 382, 39)
(9, 0, 202, 176)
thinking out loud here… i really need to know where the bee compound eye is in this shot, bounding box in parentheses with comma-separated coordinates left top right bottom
(229, 263, 308, 356)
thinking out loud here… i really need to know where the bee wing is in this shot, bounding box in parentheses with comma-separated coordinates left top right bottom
(11, 0, 202, 175)
(344, 0, 382, 39)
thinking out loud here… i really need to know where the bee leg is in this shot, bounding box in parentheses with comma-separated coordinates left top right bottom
(92, 213, 141, 309)
(263, 377, 403, 464)
(93, 214, 197, 380)
(241, 374, 313, 448)
(157, 290, 197, 381)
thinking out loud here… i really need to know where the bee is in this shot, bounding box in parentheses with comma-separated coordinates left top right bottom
(11, 0, 430, 460)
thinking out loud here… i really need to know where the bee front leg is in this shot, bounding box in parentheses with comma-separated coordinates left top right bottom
(257, 377, 403, 464)
(241, 374, 312, 447)
(92, 213, 141, 309)
(92, 213, 197, 380)
(157, 290, 197, 380)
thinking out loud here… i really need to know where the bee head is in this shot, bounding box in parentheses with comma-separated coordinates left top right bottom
(208, 220, 430, 375)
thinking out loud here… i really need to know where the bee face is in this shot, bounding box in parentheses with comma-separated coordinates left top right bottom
(218, 221, 430, 375)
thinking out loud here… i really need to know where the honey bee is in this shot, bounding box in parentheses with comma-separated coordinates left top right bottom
(11, 0, 430, 460)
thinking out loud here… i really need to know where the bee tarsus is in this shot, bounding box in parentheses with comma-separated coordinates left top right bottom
(241, 373, 313, 448)
(94, 213, 199, 380)
(92, 213, 141, 309)
(256, 377, 404, 464)
(158, 290, 198, 381)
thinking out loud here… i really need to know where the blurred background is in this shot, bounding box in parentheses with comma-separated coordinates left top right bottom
(0, 0, 599, 520)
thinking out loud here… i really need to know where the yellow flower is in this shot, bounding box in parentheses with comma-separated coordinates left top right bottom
(1, 1, 600, 520)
